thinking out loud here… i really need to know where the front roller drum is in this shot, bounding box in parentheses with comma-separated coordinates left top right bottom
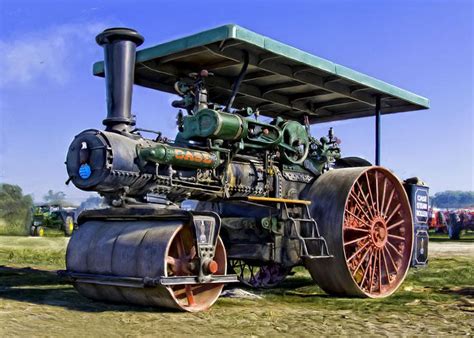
(304, 167, 413, 297)
(66, 220, 226, 312)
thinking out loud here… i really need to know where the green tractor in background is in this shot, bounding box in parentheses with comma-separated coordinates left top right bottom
(30, 204, 76, 237)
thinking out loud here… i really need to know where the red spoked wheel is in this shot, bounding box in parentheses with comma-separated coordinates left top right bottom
(304, 166, 413, 298)
(343, 168, 413, 296)
(166, 226, 227, 311)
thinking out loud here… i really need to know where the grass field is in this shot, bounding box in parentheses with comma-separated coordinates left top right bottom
(0, 236, 473, 336)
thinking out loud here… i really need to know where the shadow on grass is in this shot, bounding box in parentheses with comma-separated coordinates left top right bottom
(231, 275, 333, 298)
(0, 264, 335, 312)
(0, 266, 176, 313)
(1, 258, 472, 313)
(439, 286, 474, 296)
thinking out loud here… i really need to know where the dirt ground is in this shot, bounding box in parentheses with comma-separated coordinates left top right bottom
(0, 236, 473, 336)
(428, 241, 474, 257)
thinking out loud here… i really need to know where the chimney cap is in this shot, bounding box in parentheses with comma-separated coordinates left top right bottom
(96, 27, 144, 47)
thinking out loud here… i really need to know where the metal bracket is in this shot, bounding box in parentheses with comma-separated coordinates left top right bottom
(58, 270, 238, 288)
(189, 213, 222, 282)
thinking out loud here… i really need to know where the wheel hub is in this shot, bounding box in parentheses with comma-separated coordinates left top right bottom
(370, 217, 387, 248)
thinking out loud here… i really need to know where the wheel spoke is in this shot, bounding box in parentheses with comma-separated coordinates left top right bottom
(365, 172, 378, 218)
(382, 248, 391, 283)
(380, 177, 388, 216)
(345, 209, 372, 228)
(359, 249, 373, 288)
(344, 235, 370, 246)
(387, 240, 404, 258)
(185, 284, 195, 306)
(168, 232, 194, 276)
(356, 188, 372, 221)
(344, 226, 370, 233)
(176, 234, 186, 257)
(349, 191, 373, 224)
(188, 246, 197, 259)
(174, 284, 213, 299)
(378, 250, 382, 292)
(352, 245, 372, 276)
(384, 246, 398, 272)
(353, 201, 372, 224)
(369, 249, 378, 293)
(383, 188, 395, 217)
(347, 241, 371, 263)
(375, 172, 380, 215)
(356, 180, 375, 219)
(387, 219, 404, 231)
(166, 256, 176, 266)
(386, 203, 401, 224)
(387, 233, 405, 241)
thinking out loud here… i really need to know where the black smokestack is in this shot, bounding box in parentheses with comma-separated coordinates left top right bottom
(96, 28, 144, 131)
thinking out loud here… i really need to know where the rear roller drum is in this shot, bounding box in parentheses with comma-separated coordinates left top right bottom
(66, 220, 226, 312)
(303, 167, 413, 298)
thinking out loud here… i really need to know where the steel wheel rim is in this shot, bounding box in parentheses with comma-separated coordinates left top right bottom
(343, 167, 413, 297)
(166, 226, 226, 310)
(230, 260, 290, 288)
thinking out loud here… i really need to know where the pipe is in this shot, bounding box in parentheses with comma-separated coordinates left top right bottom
(96, 28, 144, 131)
(225, 51, 249, 112)
(375, 95, 381, 166)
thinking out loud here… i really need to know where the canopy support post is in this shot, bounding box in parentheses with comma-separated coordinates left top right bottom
(375, 96, 381, 166)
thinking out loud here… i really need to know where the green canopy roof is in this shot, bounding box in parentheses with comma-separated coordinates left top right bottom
(93, 24, 429, 124)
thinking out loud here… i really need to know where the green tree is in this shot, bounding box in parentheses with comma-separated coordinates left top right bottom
(0, 183, 33, 235)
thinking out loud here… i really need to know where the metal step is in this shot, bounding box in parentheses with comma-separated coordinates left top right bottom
(282, 202, 332, 259)
(301, 254, 333, 260)
(291, 218, 316, 222)
(302, 237, 333, 258)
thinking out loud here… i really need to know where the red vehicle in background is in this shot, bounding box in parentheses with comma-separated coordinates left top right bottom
(428, 208, 474, 239)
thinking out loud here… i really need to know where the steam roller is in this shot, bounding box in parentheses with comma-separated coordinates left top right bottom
(62, 25, 429, 311)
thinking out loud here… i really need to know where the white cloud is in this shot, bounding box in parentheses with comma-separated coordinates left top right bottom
(0, 22, 111, 87)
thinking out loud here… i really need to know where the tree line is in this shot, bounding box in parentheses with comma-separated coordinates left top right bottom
(0, 184, 33, 235)
(0, 183, 104, 235)
(0, 184, 77, 235)
(430, 191, 474, 209)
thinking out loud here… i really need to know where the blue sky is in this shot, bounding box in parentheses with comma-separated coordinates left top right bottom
(0, 0, 472, 204)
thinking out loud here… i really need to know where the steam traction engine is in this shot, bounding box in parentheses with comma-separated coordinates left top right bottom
(63, 26, 430, 311)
